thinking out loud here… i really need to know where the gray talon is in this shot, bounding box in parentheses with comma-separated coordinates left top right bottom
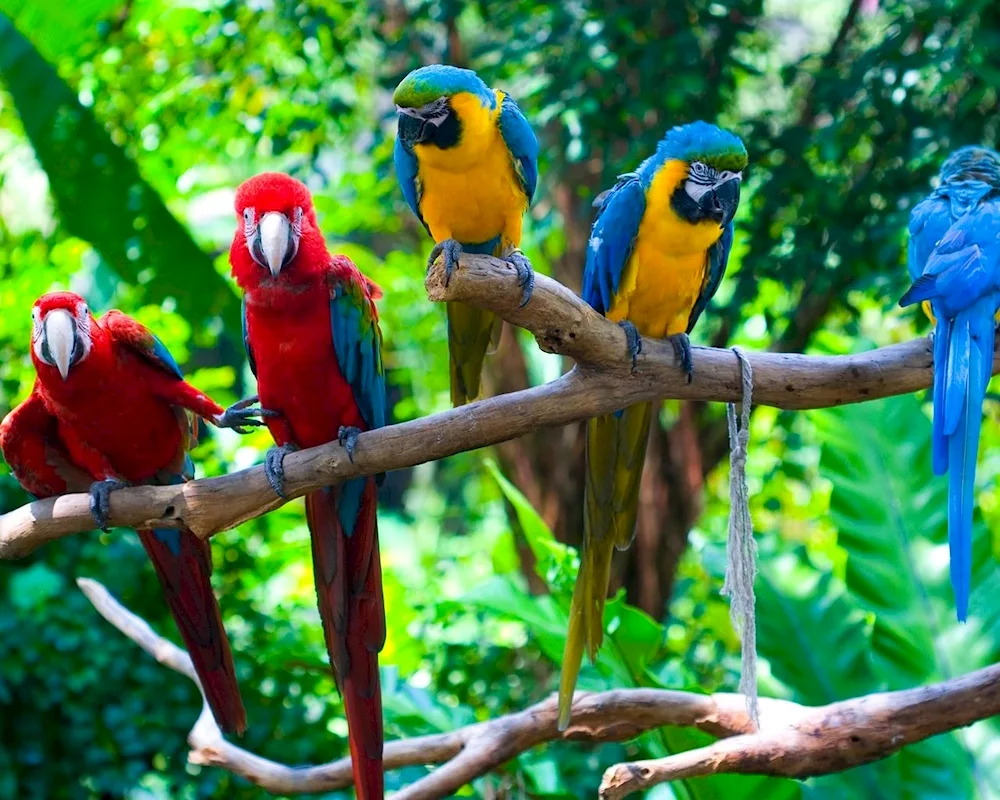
(506, 249, 535, 308)
(427, 238, 463, 286)
(338, 426, 362, 463)
(669, 333, 694, 383)
(618, 320, 642, 373)
(264, 443, 298, 499)
(218, 396, 277, 434)
(88, 478, 129, 531)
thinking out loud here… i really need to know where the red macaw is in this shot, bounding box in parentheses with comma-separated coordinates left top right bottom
(0, 292, 266, 734)
(229, 173, 387, 800)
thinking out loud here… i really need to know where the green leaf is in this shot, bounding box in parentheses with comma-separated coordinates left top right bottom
(0, 12, 240, 336)
(9, 563, 64, 611)
(0, 0, 122, 62)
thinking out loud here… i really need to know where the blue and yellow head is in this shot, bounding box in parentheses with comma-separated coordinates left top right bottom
(940, 145, 1000, 188)
(393, 65, 496, 151)
(649, 121, 748, 227)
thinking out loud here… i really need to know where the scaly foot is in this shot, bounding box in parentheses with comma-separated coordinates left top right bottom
(264, 443, 299, 499)
(669, 332, 694, 383)
(338, 425, 362, 463)
(618, 320, 642, 373)
(505, 248, 535, 308)
(216, 395, 276, 434)
(427, 238, 464, 286)
(89, 478, 130, 531)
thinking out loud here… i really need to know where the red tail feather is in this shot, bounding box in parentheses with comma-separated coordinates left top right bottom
(138, 528, 247, 735)
(305, 480, 385, 800)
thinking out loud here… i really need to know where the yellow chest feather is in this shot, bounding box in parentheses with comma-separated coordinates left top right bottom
(607, 160, 723, 338)
(415, 91, 527, 248)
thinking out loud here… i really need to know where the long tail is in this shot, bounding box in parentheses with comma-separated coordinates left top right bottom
(939, 309, 994, 621)
(306, 478, 385, 800)
(558, 402, 652, 729)
(447, 302, 502, 406)
(138, 528, 247, 734)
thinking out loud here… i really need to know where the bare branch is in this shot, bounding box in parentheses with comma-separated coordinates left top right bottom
(78, 576, 1000, 799)
(600, 663, 1000, 798)
(1, 254, 985, 559)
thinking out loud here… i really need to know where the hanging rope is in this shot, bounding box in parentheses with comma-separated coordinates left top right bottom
(721, 346, 759, 728)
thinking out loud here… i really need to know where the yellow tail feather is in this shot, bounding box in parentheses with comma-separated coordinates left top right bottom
(557, 403, 653, 728)
(447, 301, 498, 406)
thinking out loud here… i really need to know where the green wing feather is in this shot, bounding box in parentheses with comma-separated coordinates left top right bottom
(558, 402, 653, 729)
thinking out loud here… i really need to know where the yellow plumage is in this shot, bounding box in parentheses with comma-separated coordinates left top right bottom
(414, 90, 527, 249)
(607, 159, 724, 337)
(413, 90, 528, 406)
(558, 158, 727, 730)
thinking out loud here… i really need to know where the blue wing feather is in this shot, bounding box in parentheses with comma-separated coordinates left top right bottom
(688, 221, 735, 333)
(581, 175, 646, 316)
(328, 274, 387, 536)
(498, 95, 539, 203)
(902, 187, 1000, 621)
(241, 296, 257, 378)
(394, 138, 427, 234)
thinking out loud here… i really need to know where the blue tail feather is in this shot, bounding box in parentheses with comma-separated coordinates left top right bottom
(946, 311, 994, 622)
(931, 319, 950, 475)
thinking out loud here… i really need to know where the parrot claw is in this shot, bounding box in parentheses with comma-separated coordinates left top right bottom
(427, 238, 463, 286)
(88, 478, 130, 532)
(338, 425, 362, 463)
(669, 333, 694, 383)
(217, 395, 277, 434)
(618, 320, 642, 373)
(505, 248, 535, 308)
(264, 443, 299, 499)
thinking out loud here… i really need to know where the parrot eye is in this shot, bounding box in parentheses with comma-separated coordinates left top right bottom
(242, 207, 257, 240)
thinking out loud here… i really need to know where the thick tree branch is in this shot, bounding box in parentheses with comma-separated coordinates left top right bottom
(78, 576, 1000, 799)
(1, 254, 989, 559)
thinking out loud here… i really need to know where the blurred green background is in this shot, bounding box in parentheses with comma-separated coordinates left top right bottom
(2, 0, 1000, 797)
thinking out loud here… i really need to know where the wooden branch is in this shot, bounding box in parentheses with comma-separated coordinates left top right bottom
(78, 576, 1000, 799)
(1, 253, 991, 559)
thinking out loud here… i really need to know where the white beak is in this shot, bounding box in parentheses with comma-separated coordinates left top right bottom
(44, 309, 76, 380)
(258, 212, 290, 278)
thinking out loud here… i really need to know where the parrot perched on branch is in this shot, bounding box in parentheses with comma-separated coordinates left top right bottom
(558, 123, 747, 729)
(393, 64, 539, 406)
(0, 291, 265, 734)
(900, 145, 1000, 622)
(229, 173, 387, 800)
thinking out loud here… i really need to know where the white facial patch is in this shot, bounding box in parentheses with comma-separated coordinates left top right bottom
(75, 300, 92, 362)
(684, 160, 716, 202)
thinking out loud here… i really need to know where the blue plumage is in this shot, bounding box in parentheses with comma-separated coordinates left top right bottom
(393, 139, 425, 232)
(498, 96, 539, 202)
(581, 173, 646, 315)
(900, 146, 1000, 621)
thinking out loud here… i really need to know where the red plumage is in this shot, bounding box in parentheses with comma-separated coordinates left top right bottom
(0, 292, 247, 735)
(232, 173, 386, 799)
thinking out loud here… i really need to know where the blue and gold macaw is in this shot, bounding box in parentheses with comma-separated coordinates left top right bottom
(900, 146, 1000, 622)
(393, 64, 539, 406)
(558, 122, 747, 729)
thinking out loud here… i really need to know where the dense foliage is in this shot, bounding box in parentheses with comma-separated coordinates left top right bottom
(1, 1, 999, 797)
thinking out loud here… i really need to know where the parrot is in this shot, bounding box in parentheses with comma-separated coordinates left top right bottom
(899, 145, 1000, 622)
(392, 64, 539, 406)
(0, 291, 267, 734)
(558, 122, 747, 729)
(229, 172, 387, 800)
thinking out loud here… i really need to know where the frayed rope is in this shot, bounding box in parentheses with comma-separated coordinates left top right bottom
(721, 346, 759, 728)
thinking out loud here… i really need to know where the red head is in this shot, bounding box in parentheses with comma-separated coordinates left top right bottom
(230, 172, 330, 290)
(30, 292, 100, 381)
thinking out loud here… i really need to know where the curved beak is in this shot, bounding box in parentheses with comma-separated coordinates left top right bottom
(256, 212, 295, 278)
(43, 309, 78, 380)
(396, 105, 437, 148)
(707, 177, 741, 226)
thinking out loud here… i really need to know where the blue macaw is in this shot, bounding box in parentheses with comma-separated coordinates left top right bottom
(558, 122, 747, 729)
(393, 64, 539, 406)
(900, 145, 1000, 622)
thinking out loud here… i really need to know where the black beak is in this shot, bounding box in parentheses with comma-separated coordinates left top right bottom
(397, 110, 436, 149)
(703, 178, 741, 225)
